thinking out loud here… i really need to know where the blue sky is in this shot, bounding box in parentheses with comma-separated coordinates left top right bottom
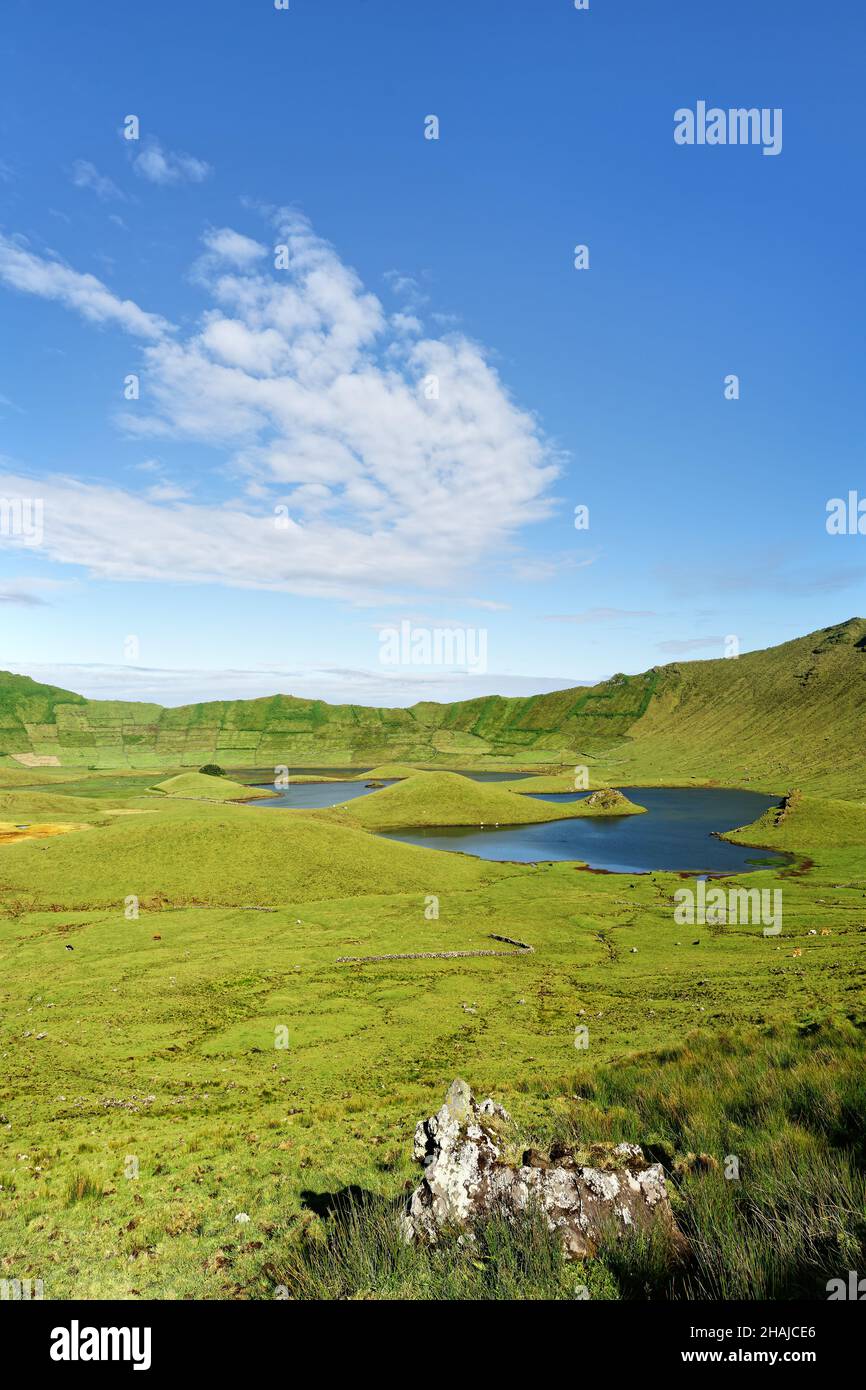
(1, 0, 864, 706)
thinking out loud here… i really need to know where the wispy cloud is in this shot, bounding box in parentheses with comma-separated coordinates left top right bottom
(70, 159, 126, 202)
(145, 481, 191, 501)
(0, 234, 171, 339)
(656, 635, 725, 654)
(0, 578, 68, 607)
(384, 269, 429, 311)
(511, 551, 596, 583)
(0, 589, 48, 606)
(657, 553, 866, 598)
(543, 607, 655, 624)
(133, 138, 211, 186)
(4, 661, 590, 707)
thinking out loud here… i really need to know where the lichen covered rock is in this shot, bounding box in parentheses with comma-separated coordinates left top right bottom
(401, 1080, 686, 1261)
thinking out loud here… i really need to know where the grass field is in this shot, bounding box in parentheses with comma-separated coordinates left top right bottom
(0, 760, 863, 1300)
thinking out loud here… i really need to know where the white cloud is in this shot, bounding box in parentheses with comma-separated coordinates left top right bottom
(0, 234, 171, 339)
(511, 551, 597, 582)
(70, 159, 125, 202)
(0, 588, 47, 606)
(133, 139, 211, 186)
(0, 469, 468, 602)
(543, 607, 656, 624)
(201, 227, 267, 267)
(199, 314, 288, 374)
(0, 578, 69, 607)
(656, 636, 724, 654)
(5, 660, 590, 707)
(384, 269, 429, 311)
(0, 209, 561, 602)
(146, 481, 191, 501)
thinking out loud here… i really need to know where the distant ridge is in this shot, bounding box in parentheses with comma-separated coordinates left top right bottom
(1, 620, 864, 796)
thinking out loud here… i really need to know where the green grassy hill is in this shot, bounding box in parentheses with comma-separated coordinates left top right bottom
(350, 763, 427, 781)
(0, 789, 114, 822)
(724, 790, 866, 852)
(335, 771, 644, 830)
(0, 799, 501, 909)
(151, 772, 275, 802)
(0, 618, 863, 795)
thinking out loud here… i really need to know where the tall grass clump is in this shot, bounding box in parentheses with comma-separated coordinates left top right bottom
(556, 1018, 866, 1299)
(268, 1195, 618, 1301)
(267, 1019, 865, 1300)
(64, 1171, 101, 1205)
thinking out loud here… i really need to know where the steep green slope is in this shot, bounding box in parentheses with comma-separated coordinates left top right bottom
(0, 619, 863, 795)
(594, 619, 866, 798)
(0, 669, 657, 768)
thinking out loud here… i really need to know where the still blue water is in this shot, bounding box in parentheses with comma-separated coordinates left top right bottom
(248, 769, 529, 810)
(380, 786, 787, 874)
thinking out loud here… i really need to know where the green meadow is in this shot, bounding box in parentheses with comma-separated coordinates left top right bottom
(0, 622, 864, 1300)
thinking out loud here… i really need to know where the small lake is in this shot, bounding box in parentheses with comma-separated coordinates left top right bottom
(381, 787, 788, 875)
(251, 778, 397, 810)
(247, 769, 530, 811)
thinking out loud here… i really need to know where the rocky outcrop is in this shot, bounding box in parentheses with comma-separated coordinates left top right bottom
(774, 789, 802, 825)
(580, 787, 644, 815)
(401, 1080, 686, 1261)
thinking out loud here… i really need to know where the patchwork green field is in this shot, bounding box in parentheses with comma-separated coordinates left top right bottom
(0, 748, 863, 1300)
